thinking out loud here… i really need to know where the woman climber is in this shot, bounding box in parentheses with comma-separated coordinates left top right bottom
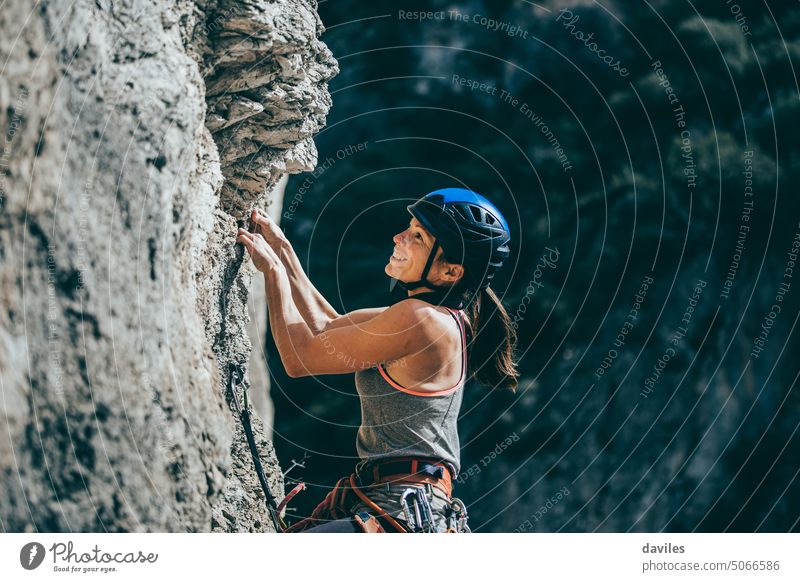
(236, 188, 518, 532)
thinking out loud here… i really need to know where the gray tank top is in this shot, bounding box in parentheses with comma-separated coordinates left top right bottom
(354, 306, 467, 477)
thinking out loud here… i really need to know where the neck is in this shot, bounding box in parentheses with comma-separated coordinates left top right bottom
(407, 286, 437, 297)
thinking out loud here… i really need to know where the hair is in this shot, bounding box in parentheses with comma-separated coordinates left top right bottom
(438, 255, 519, 393)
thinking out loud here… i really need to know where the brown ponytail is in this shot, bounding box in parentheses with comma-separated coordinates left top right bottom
(435, 252, 519, 392)
(462, 286, 519, 393)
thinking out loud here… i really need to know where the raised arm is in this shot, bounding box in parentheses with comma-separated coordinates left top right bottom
(249, 208, 339, 333)
(237, 224, 412, 378)
(266, 277, 429, 378)
(322, 307, 388, 331)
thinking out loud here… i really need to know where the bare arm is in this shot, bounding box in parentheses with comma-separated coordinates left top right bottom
(250, 208, 339, 333)
(264, 271, 428, 378)
(276, 240, 389, 333)
(276, 237, 340, 332)
(237, 226, 415, 378)
(322, 307, 388, 331)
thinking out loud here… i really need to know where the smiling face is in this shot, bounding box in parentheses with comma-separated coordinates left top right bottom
(386, 217, 465, 289)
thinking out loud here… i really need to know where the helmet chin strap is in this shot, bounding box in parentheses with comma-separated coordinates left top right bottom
(393, 240, 443, 292)
(389, 240, 476, 310)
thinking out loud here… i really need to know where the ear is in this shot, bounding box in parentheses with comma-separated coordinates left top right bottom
(441, 263, 465, 284)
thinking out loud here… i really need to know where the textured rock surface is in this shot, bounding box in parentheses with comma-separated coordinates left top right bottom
(0, 0, 336, 532)
(204, 2, 336, 215)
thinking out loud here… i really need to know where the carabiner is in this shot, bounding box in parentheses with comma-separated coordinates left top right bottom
(400, 487, 435, 533)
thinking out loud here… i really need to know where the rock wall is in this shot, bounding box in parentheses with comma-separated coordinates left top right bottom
(0, 0, 336, 532)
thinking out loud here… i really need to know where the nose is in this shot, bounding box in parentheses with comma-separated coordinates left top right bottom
(393, 229, 407, 245)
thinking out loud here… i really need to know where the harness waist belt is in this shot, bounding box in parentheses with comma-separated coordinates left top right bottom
(357, 457, 453, 497)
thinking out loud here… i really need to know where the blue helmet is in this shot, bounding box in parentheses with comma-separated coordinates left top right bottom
(404, 188, 511, 291)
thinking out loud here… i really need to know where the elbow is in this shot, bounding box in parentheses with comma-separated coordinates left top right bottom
(285, 368, 300, 379)
(284, 361, 303, 378)
(281, 332, 313, 378)
(284, 356, 310, 378)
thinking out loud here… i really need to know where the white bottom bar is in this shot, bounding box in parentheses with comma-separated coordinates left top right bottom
(1, 533, 797, 581)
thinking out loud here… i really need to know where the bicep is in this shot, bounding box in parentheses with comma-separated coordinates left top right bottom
(293, 303, 428, 376)
(322, 307, 388, 331)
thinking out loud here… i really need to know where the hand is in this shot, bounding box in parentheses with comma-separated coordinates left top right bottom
(237, 228, 283, 274)
(250, 208, 287, 249)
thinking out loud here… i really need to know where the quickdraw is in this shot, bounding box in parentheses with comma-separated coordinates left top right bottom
(444, 496, 470, 533)
(400, 487, 435, 533)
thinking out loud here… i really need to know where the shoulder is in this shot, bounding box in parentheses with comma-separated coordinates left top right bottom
(384, 298, 430, 323)
(389, 299, 458, 337)
(388, 298, 440, 318)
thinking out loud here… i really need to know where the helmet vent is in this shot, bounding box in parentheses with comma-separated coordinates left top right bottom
(452, 205, 471, 222)
(469, 205, 483, 223)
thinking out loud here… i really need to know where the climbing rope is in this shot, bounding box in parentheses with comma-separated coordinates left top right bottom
(227, 362, 283, 532)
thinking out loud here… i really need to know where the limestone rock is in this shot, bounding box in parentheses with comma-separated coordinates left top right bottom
(0, 0, 336, 532)
(205, 0, 338, 215)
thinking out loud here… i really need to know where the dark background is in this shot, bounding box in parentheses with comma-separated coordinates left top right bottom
(267, 0, 800, 532)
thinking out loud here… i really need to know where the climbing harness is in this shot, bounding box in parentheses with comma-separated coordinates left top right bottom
(355, 457, 454, 497)
(281, 472, 409, 533)
(227, 363, 283, 531)
(281, 456, 470, 533)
